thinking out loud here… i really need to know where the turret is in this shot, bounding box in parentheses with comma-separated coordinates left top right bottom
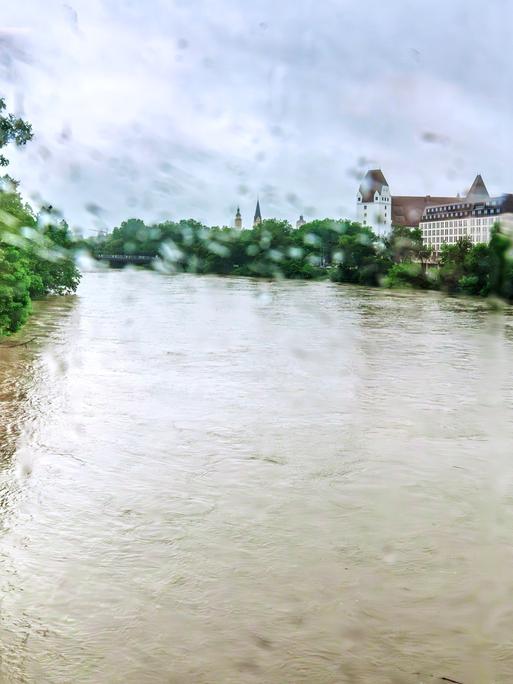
(234, 206, 242, 230)
(356, 168, 392, 237)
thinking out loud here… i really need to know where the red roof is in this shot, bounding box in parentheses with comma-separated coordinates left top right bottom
(358, 169, 389, 202)
(392, 196, 458, 228)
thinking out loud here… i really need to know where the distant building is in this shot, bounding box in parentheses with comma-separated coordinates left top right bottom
(356, 169, 513, 251)
(234, 206, 242, 230)
(253, 199, 262, 227)
(296, 214, 306, 229)
(419, 180, 513, 255)
(357, 168, 462, 235)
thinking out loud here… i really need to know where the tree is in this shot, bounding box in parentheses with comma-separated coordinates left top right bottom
(437, 238, 474, 293)
(295, 219, 344, 266)
(383, 262, 430, 289)
(0, 98, 33, 167)
(488, 224, 511, 298)
(331, 222, 391, 286)
(0, 246, 32, 336)
(386, 225, 433, 266)
(0, 181, 80, 335)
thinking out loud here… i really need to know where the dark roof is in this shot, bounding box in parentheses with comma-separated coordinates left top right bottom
(254, 199, 262, 221)
(358, 169, 389, 202)
(392, 195, 458, 227)
(419, 193, 513, 223)
(235, 206, 241, 217)
(466, 174, 489, 201)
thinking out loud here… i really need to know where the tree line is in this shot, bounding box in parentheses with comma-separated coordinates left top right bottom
(88, 216, 513, 300)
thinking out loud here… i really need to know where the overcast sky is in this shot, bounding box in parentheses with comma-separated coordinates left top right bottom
(1, 0, 513, 233)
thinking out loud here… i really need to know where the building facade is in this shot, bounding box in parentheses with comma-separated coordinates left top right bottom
(357, 169, 512, 252)
(419, 184, 513, 254)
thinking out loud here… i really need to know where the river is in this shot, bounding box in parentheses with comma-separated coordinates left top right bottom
(1, 270, 513, 683)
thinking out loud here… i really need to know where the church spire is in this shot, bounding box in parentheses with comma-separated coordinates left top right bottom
(253, 198, 262, 227)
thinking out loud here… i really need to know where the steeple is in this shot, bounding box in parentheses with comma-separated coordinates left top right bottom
(234, 205, 242, 230)
(253, 198, 262, 227)
(466, 174, 489, 201)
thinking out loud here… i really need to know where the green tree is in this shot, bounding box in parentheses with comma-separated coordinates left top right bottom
(331, 222, 391, 286)
(0, 98, 33, 167)
(0, 180, 80, 335)
(488, 224, 511, 298)
(386, 225, 432, 266)
(383, 262, 430, 289)
(437, 238, 474, 293)
(0, 246, 32, 336)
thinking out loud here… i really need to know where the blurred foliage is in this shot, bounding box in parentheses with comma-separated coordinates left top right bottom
(90, 217, 384, 281)
(0, 97, 33, 167)
(0, 181, 81, 336)
(0, 100, 81, 337)
(89, 216, 513, 303)
(89, 216, 423, 286)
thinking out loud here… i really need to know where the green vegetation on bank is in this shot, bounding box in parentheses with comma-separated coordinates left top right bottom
(0, 98, 80, 338)
(89, 216, 513, 301)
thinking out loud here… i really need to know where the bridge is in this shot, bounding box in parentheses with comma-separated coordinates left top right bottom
(96, 254, 156, 266)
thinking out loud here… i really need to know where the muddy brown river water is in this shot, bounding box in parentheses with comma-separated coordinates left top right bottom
(1, 270, 513, 683)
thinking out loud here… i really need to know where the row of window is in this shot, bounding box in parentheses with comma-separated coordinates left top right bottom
(426, 204, 472, 213)
(421, 216, 496, 230)
(427, 207, 500, 220)
(423, 227, 488, 238)
(427, 199, 500, 214)
(428, 235, 489, 248)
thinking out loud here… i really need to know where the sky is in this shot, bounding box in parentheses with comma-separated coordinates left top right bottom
(1, 0, 513, 234)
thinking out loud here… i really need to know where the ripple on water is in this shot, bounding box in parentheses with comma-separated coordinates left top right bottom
(1, 272, 513, 683)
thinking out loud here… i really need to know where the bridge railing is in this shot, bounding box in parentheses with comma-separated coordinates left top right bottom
(96, 254, 156, 263)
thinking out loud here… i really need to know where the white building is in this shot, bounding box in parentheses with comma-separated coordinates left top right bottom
(419, 176, 513, 254)
(356, 169, 392, 236)
(356, 169, 513, 252)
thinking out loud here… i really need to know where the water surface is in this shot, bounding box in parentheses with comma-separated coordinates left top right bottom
(1, 270, 513, 683)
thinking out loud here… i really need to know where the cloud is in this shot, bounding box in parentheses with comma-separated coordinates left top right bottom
(2, 0, 513, 231)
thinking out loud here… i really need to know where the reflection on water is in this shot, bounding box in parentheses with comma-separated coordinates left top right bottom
(1, 270, 513, 683)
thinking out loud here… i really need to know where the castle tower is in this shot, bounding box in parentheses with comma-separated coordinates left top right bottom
(356, 169, 392, 237)
(296, 214, 306, 229)
(253, 199, 262, 228)
(234, 206, 242, 230)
